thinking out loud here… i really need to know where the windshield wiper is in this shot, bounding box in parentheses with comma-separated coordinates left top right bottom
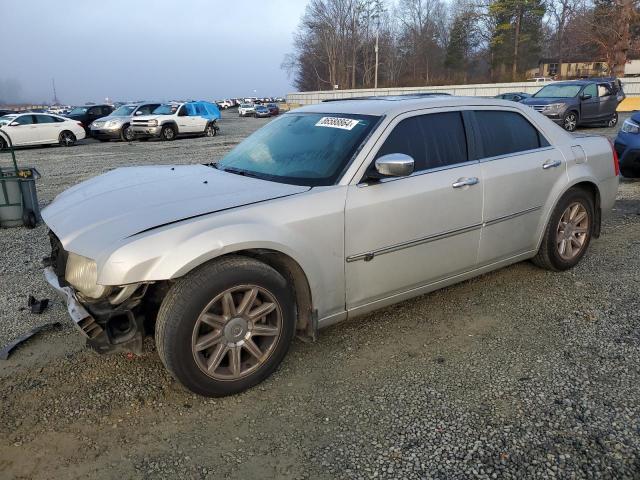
(220, 166, 261, 178)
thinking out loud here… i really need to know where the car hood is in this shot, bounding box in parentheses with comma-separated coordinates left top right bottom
(132, 114, 165, 122)
(42, 164, 310, 258)
(521, 97, 575, 106)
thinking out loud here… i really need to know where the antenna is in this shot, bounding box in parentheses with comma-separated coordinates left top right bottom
(51, 78, 59, 105)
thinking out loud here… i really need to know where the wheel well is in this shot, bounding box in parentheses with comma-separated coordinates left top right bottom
(572, 181, 601, 237)
(237, 249, 316, 341)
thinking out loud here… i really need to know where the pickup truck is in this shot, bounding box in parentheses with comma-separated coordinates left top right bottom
(131, 101, 220, 141)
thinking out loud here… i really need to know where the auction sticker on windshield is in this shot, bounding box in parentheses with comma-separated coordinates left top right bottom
(315, 117, 360, 130)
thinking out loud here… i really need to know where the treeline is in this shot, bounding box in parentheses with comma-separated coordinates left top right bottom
(283, 0, 639, 91)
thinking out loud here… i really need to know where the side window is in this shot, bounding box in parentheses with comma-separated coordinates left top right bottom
(597, 83, 613, 97)
(185, 104, 198, 116)
(53, 116, 65, 122)
(195, 104, 206, 116)
(88, 107, 101, 116)
(177, 105, 187, 116)
(473, 111, 547, 159)
(35, 115, 56, 124)
(583, 83, 597, 98)
(103, 107, 112, 115)
(14, 115, 34, 125)
(375, 112, 468, 172)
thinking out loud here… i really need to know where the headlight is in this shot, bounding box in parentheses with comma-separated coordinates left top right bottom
(621, 119, 640, 134)
(104, 120, 120, 128)
(542, 103, 566, 114)
(148, 119, 158, 127)
(65, 252, 111, 299)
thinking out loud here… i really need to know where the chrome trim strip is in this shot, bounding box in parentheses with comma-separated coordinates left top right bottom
(483, 205, 542, 227)
(346, 223, 483, 263)
(346, 205, 543, 263)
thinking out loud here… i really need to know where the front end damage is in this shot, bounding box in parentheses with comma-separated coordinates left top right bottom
(43, 231, 160, 355)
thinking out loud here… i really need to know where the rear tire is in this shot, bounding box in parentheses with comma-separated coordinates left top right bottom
(160, 125, 177, 141)
(59, 131, 76, 147)
(155, 255, 295, 397)
(607, 112, 619, 128)
(204, 123, 216, 137)
(532, 188, 594, 271)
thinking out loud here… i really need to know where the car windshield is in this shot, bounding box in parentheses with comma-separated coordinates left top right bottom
(216, 112, 379, 186)
(0, 115, 16, 125)
(153, 104, 179, 115)
(68, 107, 88, 115)
(533, 84, 582, 98)
(110, 105, 137, 116)
(241, 104, 252, 108)
(256, 106, 267, 111)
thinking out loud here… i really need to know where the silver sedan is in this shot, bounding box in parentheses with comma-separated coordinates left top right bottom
(43, 96, 619, 396)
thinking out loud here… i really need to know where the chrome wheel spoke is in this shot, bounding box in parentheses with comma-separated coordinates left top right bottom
(249, 302, 276, 321)
(573, 211, 587, 224)
(252, 323, 279, 336)
(207, 343, 229, 372)
(229, 346, 242, 377)
(244, 337, 264, 360)
(558, 239, 567, 255)
(222, 292, 237, 317)
(237, 287, 258, 315)
(200, 313, 226, 329)
(194, 330, 223, 352)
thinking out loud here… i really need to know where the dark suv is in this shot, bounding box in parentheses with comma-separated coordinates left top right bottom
(65, 104, 114, 133)
(521, 79, 624, 132)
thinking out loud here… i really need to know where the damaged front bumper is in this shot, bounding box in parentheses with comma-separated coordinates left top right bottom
(44, 266, 146, 355)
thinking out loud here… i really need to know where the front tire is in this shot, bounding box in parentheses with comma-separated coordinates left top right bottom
(155, 255, 295, 397)
(532, 188, 594, 271)
(562, 111, 578, 132)
(59, 131, 76, 147)
(120, 124, 135, 142)
(160, 125, 177, 141)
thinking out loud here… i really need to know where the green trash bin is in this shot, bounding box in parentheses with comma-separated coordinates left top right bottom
(0, 130, 41, 228)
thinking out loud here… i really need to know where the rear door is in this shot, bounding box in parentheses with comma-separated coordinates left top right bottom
(33, 114, 59, 143)
(580, 83, 599, 122)
(472, 109, 566, 264)
(597, 83, 617, 120)
(345, 109, 483, 308)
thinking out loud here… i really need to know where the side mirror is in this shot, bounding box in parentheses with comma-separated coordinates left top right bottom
(9, 122, 19, 126)
(134, 111, 142, 116)
(581, 94, 592, 100)
(374, 153, 415, 178)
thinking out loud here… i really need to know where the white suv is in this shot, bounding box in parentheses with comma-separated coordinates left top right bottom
(131, 102, 219, 141)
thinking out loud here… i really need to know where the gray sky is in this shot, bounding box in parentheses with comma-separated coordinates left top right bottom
(3, 0, 307, 104)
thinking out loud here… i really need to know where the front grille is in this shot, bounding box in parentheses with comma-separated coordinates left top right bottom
(530, 105, 545, 112)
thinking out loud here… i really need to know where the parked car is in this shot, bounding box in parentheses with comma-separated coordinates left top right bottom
(0, 113, 85, 148)
(521, 79, 623, 132)
(90, 103, 160, 142)
(614, 112, 640, 177)
(529, 77, 554, 83)
(495, 92, 531, 102)
(216, 100, 233, 109)
(238, 104, 255, 117)
(42, 96, 619, 397)
(254, 105, 271, 118)
(266, 103, 280, 115)
(130, 101, 220, 141)
(66, 104, 114, 133)
(0, 109, 15, 116)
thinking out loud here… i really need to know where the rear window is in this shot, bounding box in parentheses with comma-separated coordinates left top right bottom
(473, 111, 548, 159)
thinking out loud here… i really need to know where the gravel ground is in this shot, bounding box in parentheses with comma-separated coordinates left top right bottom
(0, 110, 639, 479)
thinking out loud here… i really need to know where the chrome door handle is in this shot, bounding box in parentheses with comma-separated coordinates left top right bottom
(452, 177, 479, 188)
(542, 159, 561, 169)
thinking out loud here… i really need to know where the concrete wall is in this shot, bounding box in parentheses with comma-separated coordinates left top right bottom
(287, 78, 640, 105)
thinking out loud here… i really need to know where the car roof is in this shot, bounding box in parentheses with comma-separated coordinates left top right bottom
(290, 95, 533, 117)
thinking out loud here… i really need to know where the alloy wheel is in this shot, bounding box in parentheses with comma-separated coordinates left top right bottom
(564, 114, 577, 131)
(191, 285, 283, 380)
(556, 202, 589, 260)
(61, 132, 75, 146)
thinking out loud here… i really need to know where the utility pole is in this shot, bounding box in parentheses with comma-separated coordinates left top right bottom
(51, 78, 59, 105)
(374, 27, 379, 89)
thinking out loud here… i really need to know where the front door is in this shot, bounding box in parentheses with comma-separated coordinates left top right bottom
(345, 110, 483, 309)
(471, 109, 567, 264)
(580, 83, 600, 122)
(5, 114, 37, 146)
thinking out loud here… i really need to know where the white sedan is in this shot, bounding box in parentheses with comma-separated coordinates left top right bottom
(0, 113, 86, 149)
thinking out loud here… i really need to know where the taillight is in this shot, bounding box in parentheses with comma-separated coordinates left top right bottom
(608, 138, 620, 176)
